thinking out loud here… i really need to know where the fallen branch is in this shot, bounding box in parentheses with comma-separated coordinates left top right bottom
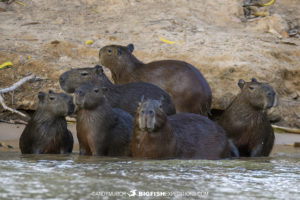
(0, 74, 45, 118)
(272, 125, 300, 134)
(0, 74, 44, 93)
(0, 94, 27, 117)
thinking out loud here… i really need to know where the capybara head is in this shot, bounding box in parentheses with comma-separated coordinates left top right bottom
(74, 83, 107, 110)
(37, 90, 75, 116)
(136, 97, 167, 132)
(59, 65, 107, 93)
(237, 78, 277, 110)
(99, 44, 135, 68)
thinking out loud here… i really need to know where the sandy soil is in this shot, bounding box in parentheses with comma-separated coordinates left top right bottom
(0, 0, 299, 128)
(0, 122, 300, 155)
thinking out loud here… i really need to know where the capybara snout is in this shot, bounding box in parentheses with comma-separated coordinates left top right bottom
(137, 99, 162, 132)
(59, 66, 102, 93)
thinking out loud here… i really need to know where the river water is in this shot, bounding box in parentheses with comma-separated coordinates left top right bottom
(0, 150, 300, 200)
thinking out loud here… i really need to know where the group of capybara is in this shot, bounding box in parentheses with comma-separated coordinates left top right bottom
(19, 44, 277, 160)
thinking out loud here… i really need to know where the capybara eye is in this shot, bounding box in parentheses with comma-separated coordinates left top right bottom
(80, 72, 88, 76)
(94, 89, 99, 93)
(49, 97, 55, 101)
(249, 86, 254, 90)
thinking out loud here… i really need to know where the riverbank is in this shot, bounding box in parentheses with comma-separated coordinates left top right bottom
(1, 122, 300, 155)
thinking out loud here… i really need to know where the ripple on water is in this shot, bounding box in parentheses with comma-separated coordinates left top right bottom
(0, 153, 300, 199)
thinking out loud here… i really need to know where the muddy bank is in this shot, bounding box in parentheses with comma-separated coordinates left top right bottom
(1, 122, 299, 155)
(0, 0, 299, 127)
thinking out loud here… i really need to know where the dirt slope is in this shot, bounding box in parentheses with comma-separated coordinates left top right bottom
(0, 0, 299, 127)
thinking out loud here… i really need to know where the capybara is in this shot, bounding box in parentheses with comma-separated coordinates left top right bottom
(74, 82, 133, 156)
(99, 44, 212, 116)
(59, 65, 176, 116)
(131, 98, 230, 159)
(19, 90, 74, 154)
(218, 78, 276, 157)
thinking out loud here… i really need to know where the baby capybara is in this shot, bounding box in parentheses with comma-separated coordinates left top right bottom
(131, 98, 230, 159)
(19, 90, 74, 154)
(99, 44, 212, 116)
(74, 82, 133, 156)
(218, 78, 276, 157)
(59, 65, 175, 116)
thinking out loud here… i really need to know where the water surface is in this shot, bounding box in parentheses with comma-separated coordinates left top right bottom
(0, 151, 300, 200)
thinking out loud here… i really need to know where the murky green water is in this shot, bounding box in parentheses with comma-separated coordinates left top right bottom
(0, 152, 300, 200)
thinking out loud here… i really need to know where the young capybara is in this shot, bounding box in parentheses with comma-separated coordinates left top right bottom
(59, 65, 176, 116)
(131, 98, 230, 160)
(19, 90, 74, 154)
(218, 78, 277, 157)
(99, 44, 212, 116)
(74, 82, 133, 156)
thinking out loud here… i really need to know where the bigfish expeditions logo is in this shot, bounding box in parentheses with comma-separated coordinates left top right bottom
(127, 190, 137, 197)
(91, 190, 208, 198)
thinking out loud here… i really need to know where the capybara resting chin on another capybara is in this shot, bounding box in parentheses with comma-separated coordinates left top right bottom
(131, 98, 231, 159)
(74, 82, 133, 156)
(59, 65, 176, 116)
(218, 78, 276, 157)
(19, 90, 74, 154)
(99, 44, 212, 116)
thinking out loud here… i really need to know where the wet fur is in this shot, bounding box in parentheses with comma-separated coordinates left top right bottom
(99, 44, 212, 116)
(75, 83, 133, 156)
(131, 100, 230, 159)
(218, 79, 275, 157)
(19, 92, 74, 154)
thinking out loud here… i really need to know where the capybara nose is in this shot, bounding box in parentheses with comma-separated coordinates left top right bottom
(148, 110, 154, 116)
(76, 89, 84, 96)
(267, 90, 275, 97)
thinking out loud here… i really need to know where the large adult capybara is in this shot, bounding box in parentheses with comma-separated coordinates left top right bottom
(19, 90, 74, 154)
(59, 65, 176, 116)
(74, 82, 133, 156)
(218, 78, 276, 157)
(99, 44, 212, 116)
(131, 98, 230, 159)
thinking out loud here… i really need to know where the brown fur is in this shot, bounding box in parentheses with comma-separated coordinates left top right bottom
(131, 99, 230, 159)
(218, 78, 276, 157)
(75, 83, 133, 156)
(19, 90, 74, 154)
(59, 65, 176, 116)
(99, 44, 212, 116)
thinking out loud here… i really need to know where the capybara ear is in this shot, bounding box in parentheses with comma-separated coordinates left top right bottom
(48, 90, 54, 94)
(95, 65, 104, 74)
(127, 44, 134, 53)
(238, 79, 245, 89)
(38, 92, 46, 102)
(251, 78, 258, 83)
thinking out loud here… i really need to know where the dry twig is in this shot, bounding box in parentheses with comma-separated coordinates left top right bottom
(0, 74, 45, 118)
